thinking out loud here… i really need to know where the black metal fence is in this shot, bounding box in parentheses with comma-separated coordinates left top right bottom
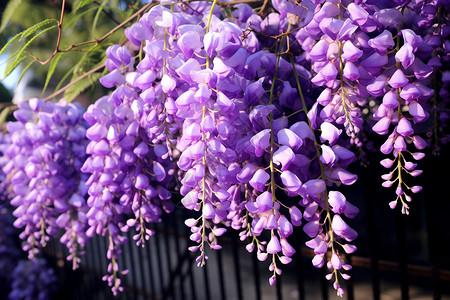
(43, 146, 450, 300)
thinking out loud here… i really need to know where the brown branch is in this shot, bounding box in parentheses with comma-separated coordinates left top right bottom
(34, 0, 66, 65)
(43, 62, 105, 101)
(0, 103, 17, 111)
(258, 0, 270, 16)
(33, 1, 154, 65)
(59, 2, 153, 52)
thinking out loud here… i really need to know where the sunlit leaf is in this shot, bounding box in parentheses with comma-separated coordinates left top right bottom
(4, 52, 27, 78)
(74, 0, 98, 13)
(13, 24, 58, 65)
(17, 59, 35, 85)
(63, 72, 102, 102)
(0, 32, 20, 57)
(0, 0, 24, 33)
(42, 52, 64, 95)
(20, 19, 58, 41)
(0, 107, 11, 126)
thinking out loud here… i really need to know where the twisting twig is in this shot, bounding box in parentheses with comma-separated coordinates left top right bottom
(33, 0, 66, 65)
(59, 2, 154, 52)
(258, 0, 270, 16)
(32, 1, 154, 65)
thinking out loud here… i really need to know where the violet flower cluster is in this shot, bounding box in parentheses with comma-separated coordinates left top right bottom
(0, 0, 448, 297)
(0, 183, 56, 300)
(1, 98, 89, 267)
(8, 258, 57, 300)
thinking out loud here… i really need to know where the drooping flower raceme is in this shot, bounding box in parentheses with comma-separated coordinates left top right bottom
(3, 98, 89, 267)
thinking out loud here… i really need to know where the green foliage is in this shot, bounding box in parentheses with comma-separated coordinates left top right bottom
(74, 0, 99, 12)
(0, 107, 11, 126)
(1, 0, 146, 105)
(0, 32, 20, 57)
(63, 71, 102, 102)
(0, 0, 23, 33)
(42, 52, 64, 95)
(17, 59, 35, 85)
(4, 52, 28, 78)
(92, 0, 111, 39)
(63, 6, 99, 31)
(20, 19, 59, 40)
(14, 24, 58, 64)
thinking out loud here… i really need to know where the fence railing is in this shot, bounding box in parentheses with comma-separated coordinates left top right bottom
(43, 148, 450, 300)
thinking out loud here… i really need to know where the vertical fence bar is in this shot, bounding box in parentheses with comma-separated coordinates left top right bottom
(364, 182, 381, 300)
(276, 274, 283, 300)
(251, 251, 262, 300)
(426, 203, 441, 300)
(154, 224, 166, 296)
(118, 238, 131, 300)
(320, 265, 329, 300)
(202, 260, 212, 300)
(232, 238, 244, 300)
(216, 249, 227, 300)
(346, 256, 354, 300)
(172, 213, 187, 300)
(424, 154, 442, 300)
(95, 236, 107, 300)
(136, 240, 149, 299)
(294, 231, 305, 300)
(146, 235, 157, 300)
(185, 224, 197, 300)
(125, 232, 139, 300)
(163, 216, 175, 299)
(395, 211, 409, 300)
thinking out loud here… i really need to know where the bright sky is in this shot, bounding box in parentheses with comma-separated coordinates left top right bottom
(0, 51, 21, 92)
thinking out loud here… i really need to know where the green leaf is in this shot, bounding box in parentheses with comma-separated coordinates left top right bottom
(42, 52, 64, 95)
(13, 24, 58, 65)
(17, 59, 35, 85)
(91, 0, 109, 39)
(0, 32, 20, 57)
(0, 107, 11, 127)
(20, 19, 58, 41)
(0, 0, 23, 33)
(54, 64, 78, 92)
(4, 52, 27, 78)
(74, 0, 97, 13)
(63, 6, 98, 30)
(63, 72, 102, 102)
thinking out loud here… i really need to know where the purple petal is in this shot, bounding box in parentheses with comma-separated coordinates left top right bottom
(348, 3, 368, 26)
(280, 171, 302, 193)
(277, 128, 302, 150)
(249, 169, 270, 192)
(320, 122, 342, 145)
(267, 234, 282, 254)
(372, 116, 391, 135)
(388, 69, 409, 88)
(397, 117, 414, 136)
(395, 44, 415, 69)
(382, 91, 399, 109)
(256, 191, 273, 212)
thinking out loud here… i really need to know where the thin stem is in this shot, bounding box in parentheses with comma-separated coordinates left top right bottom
(36, 2, 154, 65)
(291, 55, 340, 282)
(205, 0, 218, 68)
(34, 0, 66, 65)
(43, 62, 105, 101)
